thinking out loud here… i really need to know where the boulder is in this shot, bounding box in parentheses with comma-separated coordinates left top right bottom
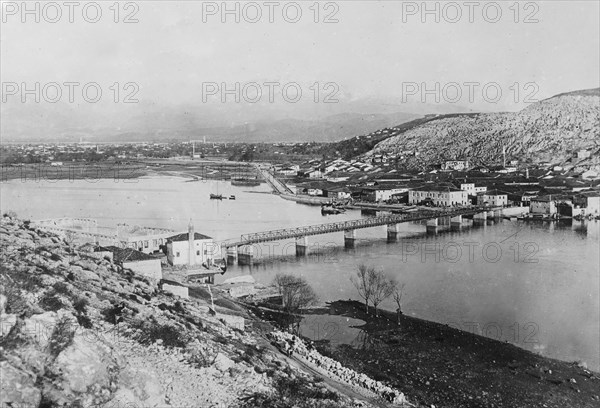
(0, 361, 41, 408)
(213, 352, 235, 372)
(111, 365, 166, 407)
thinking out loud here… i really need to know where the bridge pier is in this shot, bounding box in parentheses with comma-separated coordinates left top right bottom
(387, 223, 400, 241)
(237, 245, 254, 265)
(426, 218, 438, 234)
(226, 246, 238, 264)
(344, 229, 356, 248)
(473, 211, 487, 225)
(493, 209, 502, 219)
(450, 215, 463, 231)
(296, 236, 308, 256)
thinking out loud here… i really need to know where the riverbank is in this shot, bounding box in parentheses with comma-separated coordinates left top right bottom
(307, 300, 599, 408)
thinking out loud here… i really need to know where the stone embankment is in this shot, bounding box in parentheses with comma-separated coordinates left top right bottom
(269, 330, 408, 406)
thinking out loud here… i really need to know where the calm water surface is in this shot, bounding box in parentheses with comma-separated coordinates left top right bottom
(2, 176, 598, 371)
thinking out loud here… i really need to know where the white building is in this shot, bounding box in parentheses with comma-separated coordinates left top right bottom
(530, 196, 557, 215)
(166, 223, 221, 266)
(442, 160, 469, 171)
(477, 190, 508, 207)
(409, 186, 469, 206)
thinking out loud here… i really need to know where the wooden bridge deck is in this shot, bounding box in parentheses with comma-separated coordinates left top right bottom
(224, 206, 497, 248)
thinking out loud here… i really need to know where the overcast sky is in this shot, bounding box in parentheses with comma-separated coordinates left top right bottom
(2, 0, 599, 114)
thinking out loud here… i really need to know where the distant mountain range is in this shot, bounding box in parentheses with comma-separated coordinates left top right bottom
(1, 94, 478, 144)
(361, 88, 600, 171)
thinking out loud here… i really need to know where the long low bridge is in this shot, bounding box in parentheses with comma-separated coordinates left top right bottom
(224, 206, 502, 263)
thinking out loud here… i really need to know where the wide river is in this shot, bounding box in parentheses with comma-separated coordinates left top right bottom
(2, 175, 599, 371)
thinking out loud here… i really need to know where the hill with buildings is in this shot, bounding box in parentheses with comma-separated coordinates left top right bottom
(362, 88, 600, 171)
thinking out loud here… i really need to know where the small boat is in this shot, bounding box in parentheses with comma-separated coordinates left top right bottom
(321, 203, 345, 215)
(210, 194, 223, 200)
(229, 195, 236, 200)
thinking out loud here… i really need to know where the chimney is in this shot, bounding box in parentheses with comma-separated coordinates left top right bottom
(188, 219, 195, 265)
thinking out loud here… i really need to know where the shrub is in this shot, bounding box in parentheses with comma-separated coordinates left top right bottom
(39, 292, 64, 312)
(48, 316, 76, 357)
(129, 318, 190, 348)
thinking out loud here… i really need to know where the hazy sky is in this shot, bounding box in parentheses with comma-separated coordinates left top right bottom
(1, 0, 599, 114)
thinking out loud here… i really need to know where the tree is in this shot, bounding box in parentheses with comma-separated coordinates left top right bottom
(393, 283, 406, 324)
(370, 271, 397, 317)
(273, 274, 318, 314)
(350, 264, 375, 313)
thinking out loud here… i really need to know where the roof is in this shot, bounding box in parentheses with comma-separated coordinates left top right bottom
(167, 232, 213, 242)
(413, 184, 462, 192)
(96, 246, 157, 263)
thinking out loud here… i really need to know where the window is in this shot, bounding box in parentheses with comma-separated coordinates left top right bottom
(196, 250, 200, 255)
(176, 252, 180, 257)
(204, 250, 207, 255)
(144, 241, 148, 248)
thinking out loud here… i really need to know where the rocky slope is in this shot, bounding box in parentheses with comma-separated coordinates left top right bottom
(364, 88, 600, 170)
(0, 215, 396, 408)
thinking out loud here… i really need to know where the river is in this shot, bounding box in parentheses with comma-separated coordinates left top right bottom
(1, 175, 598, 371)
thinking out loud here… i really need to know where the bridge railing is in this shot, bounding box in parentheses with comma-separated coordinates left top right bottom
(236, 206, 493, 246)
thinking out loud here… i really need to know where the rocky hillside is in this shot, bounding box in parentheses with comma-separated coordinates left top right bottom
(364, 88, 600, 170)
(0, 215, 403, 408)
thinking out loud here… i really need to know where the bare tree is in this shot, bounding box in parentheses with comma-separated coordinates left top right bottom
(370, 271, 397, 317)
(393, 283, 406, 324)
(350, 264, 375, 313)
(273, 274, 318, 314)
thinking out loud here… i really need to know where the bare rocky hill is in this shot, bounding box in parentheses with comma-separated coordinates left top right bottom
(364, 88, 600, 170)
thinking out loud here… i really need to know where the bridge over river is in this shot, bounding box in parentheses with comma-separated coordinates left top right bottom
(224, 206, 503, 264)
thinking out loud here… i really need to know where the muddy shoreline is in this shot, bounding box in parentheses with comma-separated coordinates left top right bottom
(301, 300, 599, 408)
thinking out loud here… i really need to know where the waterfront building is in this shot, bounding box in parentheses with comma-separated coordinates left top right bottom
(408, 185, 469, 206)
(477, 190, 509, 207)
(530, 196, 558, 215)
(166, 222, 220, 266)
(117, 224, 174, 254)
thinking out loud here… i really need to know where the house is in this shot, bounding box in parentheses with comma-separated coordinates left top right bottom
(530, 196, 558, 215)
(100, 246, 162, 281)
(166, 223, 221, 266)
(278, 166, 298, 176)
(476, 190, 508, 207)
(572, 191, 600, 215)
(325, 187, 352, 200)
(361, 186, 409, 202)
(442, 160, 469, 171)
(117, 224, 174, 254)
(408, 185, 469, 206)
(307, 168, 324, 179)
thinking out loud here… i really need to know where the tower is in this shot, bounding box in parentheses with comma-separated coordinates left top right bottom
(188, 219, 195, 265)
